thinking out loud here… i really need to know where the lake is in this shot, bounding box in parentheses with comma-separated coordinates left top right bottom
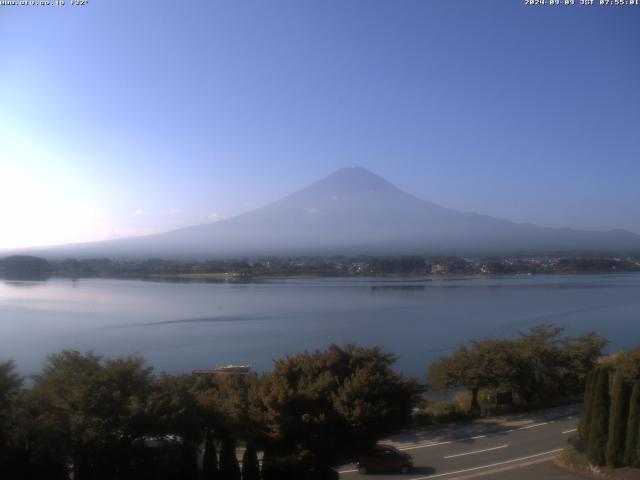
(1, 274, 639, 378)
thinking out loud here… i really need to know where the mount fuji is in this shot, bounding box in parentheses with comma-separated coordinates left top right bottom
(17, 167, 640, 258)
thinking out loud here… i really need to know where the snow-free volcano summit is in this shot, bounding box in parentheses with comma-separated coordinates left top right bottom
(17, 167, 640, 259)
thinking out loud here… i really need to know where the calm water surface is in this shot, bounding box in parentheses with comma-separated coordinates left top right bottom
(1, 274, 639, 377)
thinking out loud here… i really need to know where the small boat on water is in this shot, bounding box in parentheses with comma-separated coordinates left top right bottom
(213, 364, 251, 373)
(192, 364, 251, 376)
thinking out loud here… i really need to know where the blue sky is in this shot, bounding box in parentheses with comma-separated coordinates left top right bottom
(1, 0, 639, 249)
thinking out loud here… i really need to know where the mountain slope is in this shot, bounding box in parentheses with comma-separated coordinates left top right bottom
(18, 167, 640, 258)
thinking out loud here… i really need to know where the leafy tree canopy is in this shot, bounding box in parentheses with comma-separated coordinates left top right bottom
(260, 344, 418, 471)
(428, 325, 606, 411)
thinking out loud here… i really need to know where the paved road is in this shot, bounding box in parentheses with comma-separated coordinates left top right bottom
(339, 405, 584, 480)
(485, 460, 587, 479)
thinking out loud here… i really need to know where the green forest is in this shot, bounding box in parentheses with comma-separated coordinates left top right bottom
(0, 326, 609, 479)
(0, 345, 416, 480)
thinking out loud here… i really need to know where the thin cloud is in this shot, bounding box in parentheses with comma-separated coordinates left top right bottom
(208, 212, 227, 222)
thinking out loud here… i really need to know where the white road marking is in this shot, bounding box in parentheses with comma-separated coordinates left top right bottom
(338, 414, 577, 475)
(517, 421, 549, 430)
(409, 448, 564, 479)
(442, 455, 557, 480)
(562, 428, 577, 434)
(397, 435, 485, 451)
(443, 444, 508, 459)
(396, 419, 559, 452)
(399, 440, 453, 451)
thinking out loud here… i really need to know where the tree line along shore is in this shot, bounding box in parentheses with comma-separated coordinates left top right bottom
(1, 254, 639, 281)
(0, 325, 618, 480)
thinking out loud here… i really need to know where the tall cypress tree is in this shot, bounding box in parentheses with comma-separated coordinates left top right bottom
(587, 366, 611, 466)
(625, 382, 640, 467)
(578, 369, 597, 446)
(260, 448, 279, 480)
(219, 435, 241, 480)
(203, 431, 220, 479)
(180, 442, 200, 480)
(241, 441, 261, 480)
(606, 373, 631, 467)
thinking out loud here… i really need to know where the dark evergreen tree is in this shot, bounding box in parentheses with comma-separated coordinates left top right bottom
(219, 435, 241, 480)
(587, 367, 611, 466)
(606, 373, 631, 467)
(0, 361, 23, 477)
(578, 369, 597, 445)
(180, 442, 200, 480)
(624, 382, 640, 467)
(241, 441, 260, 480)
(260, 449, 279, 480)
(202, 432, 220, 479)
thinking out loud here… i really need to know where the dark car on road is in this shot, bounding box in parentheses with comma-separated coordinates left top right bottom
(357, 445, 413, 474)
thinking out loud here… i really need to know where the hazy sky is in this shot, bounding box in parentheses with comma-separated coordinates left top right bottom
(1, 0, 639, 249)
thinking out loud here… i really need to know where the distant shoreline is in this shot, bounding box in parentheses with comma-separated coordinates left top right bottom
(4, 271, 640, 286)
(1, 254, 639, 282)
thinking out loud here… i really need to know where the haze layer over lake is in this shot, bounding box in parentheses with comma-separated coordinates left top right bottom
(1, 274, 639, 377)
